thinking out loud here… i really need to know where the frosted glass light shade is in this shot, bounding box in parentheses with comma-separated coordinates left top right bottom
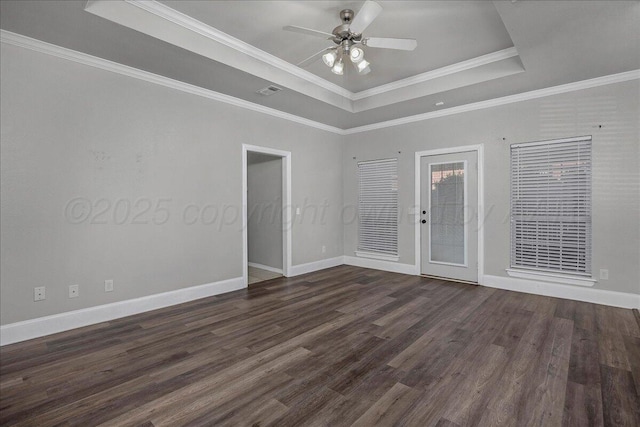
(356, 59, 370, 74)
(331, 59, 344, 75)
(350, 47, 364, 63)
(322, 50, 337, 67)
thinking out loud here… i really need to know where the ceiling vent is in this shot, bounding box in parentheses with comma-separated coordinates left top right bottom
(256, 85, 283, 96)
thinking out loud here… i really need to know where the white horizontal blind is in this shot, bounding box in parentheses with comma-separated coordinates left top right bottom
(510, 136, 592, 275)
(358, 158, 398, 256)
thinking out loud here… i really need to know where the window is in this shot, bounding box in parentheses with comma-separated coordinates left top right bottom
(510, 136, 592, 276)
(430, 162, 466, 265)
(357, 158, 398, 259)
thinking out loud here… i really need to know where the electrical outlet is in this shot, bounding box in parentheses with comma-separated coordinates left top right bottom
(105, 279, 114, 292)
(69, 284, 79, 298)
(599, 269, 609, 280)
(34, 286, 45, 301)
(322, 245, 326, 254)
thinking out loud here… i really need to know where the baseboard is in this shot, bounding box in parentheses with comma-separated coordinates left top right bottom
(288, 256, 344, 277)
(0, 277, 245, 346)
(343, 256, 418, 275)
(248, 262, 283, 274)
(483, 274, 640, 309)
(5, 269, 634, 346)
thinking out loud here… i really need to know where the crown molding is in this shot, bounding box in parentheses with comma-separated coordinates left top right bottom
(2, 30, 637, 137)
(352, 47, 519, 101)
(92, 0, 523, 111)
(123, 0, 353, 101)
(342, 69, 640, 134)
(0, 30, 345, 135)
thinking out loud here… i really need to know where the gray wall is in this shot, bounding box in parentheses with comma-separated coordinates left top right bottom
(2, 41, 638, 327)
(344, 80, 640, 295)
(247, 154, 283, 270)
(0, 44, 344, 325)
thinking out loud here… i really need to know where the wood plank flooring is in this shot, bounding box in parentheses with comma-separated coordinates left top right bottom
(1, 265, 639, 426)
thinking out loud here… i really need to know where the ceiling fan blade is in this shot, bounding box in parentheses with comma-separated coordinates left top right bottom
(349, 1, 383, 35)
(296, 47, 334, 68)
(365, 37, 418, 51)
(282, 25, 334, 39)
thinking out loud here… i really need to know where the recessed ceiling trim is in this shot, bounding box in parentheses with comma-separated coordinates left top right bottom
(85, 0, 353, 112)
(3, 30, 637, 137)
(343, 69, 640, 134)
(125, 0, 352, 98)
(353, 56, 525, 112)
(0, 30, 344, 135)
(352, 47, 519, 100)
(86, 0, 524, 113)
(119, 0, 352, 100)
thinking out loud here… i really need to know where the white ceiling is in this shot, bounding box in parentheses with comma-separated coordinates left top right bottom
(161, 0, 515, 92)
(1, 1, 638, 130)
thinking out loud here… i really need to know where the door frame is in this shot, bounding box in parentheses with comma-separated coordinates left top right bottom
(242, 144, 292, 287)
(414, 144, 484, 284)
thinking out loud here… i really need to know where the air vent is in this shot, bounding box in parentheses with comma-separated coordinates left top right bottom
(256, 85, 283, 96)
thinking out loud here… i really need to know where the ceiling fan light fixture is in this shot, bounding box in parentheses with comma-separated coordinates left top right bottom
(322, 50, 337, 67)
(350, 46, 364, 63)
(331, 58, 344, 75)
(285, 1, 417, 77)
(356, 59, 370, 74)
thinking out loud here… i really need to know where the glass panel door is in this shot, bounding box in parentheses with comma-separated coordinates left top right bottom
(420, 151, 478, 283)
(429, 162, 466, 266)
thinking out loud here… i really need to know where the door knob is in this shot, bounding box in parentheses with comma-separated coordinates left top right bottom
(422, 210, 426, 214)
(421, 219, 426, 224)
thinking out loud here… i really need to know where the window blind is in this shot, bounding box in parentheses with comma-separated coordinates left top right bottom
(358, 158, 398, 256)
(510, 136, 592, 276)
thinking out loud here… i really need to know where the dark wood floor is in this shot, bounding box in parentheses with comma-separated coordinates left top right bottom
(1, 266, 639, 426)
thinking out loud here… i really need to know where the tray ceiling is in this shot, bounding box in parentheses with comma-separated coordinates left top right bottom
(161, 0, 516, 93)
(1, 1, 638, 131)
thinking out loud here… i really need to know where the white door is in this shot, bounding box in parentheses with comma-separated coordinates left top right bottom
(420, 151, 478, 283)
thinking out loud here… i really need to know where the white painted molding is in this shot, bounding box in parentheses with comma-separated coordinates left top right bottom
(288, 256, 345, 277)
(506, 268, 596, 287)
(289, 255, 416, 277)
(124, 0, 352, 100)
(2, 30, 638, 136)
(352, 47, 519, 100)
(343, 69, 640, 134)
(0, 30, 344, 135)
(344, 256, 418, 275)
(0, 277, 245, 346)
(111, 1, 639, 122)
(3, 266, 635, 346)
(91, 1, 521, 108)
(483, 274, 640, 310)
(248, 263, 283, 275)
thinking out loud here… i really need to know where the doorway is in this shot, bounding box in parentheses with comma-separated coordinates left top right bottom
(414, 146, 484, 284)
(242, 145, 292, 286)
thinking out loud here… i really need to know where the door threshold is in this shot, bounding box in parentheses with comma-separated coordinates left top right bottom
(420, 274, 478, 286)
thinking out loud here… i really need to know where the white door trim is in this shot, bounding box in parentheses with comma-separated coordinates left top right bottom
(242, 144, 292, 287)
(414, 144, 484, 283)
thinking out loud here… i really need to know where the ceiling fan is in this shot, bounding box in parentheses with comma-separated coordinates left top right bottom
(283, 0, 417, 76)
